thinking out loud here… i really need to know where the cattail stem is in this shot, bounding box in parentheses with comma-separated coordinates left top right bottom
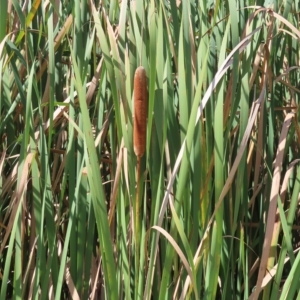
(133, 66, 147, 298)
(135, 155, 141, 256)
(134, 156, 141, 300)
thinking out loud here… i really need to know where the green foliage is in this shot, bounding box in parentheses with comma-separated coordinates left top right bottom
(1, 0, 300, 299)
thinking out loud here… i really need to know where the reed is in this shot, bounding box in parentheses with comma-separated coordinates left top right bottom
(133, 65, 148, 299)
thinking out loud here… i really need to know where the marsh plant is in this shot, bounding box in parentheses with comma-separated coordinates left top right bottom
(0, 0, 300, 299)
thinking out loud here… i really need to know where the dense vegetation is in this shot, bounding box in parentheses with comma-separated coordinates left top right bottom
(1, 0, 300, 299)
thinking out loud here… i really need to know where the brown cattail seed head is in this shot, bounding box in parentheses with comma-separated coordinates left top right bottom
(133, 66, 148, 157)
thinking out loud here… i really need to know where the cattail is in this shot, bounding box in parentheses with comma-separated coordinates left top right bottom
(133, 66, 148, 157)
